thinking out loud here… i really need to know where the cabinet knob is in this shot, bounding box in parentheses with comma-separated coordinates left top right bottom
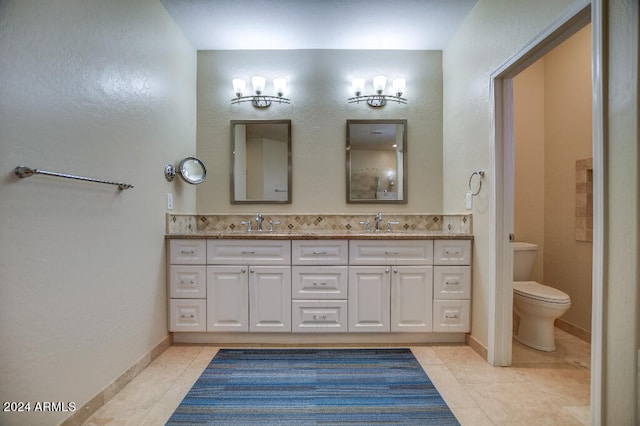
(313, 315, 327, 320)
(445, 314, 459, 319)
(312, 282, 327, 286)
(385, 268, 390, 273)
(180, 250, 195, 254)
(250, 268, 255, 273)
(241, 268, 247, 273)
(181, 314, 195, 319)
(393, 268, 398, 273)
(312, 250, 327, 255)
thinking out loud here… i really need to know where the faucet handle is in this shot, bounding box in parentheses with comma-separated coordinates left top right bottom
(240, 220, 252, 232)
(268, 220, 281, 232)
(359, 221, 371, 233)
(386, 220, 400, 232)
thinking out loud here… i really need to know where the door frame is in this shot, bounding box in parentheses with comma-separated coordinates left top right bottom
(488, 0, 603, 421)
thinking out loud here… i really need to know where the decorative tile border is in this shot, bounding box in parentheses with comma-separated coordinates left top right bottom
(167, 213, 472, 235)
(575, 158, 593, 242)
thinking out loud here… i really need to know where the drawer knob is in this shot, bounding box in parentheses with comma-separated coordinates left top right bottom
(445, 280, 459, 286)
(241, 251, 256, 255)
(180, 280, 195, 285)
(180, 250, 195, 254)
(181, 314, 195, 319)
(445, 313, 459, 319)
(312, 250, 328, 255)
(313, 315, 327, 320)
(312, 282, 327, 286)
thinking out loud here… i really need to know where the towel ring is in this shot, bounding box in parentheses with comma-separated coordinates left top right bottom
(468, 170, 485, 196)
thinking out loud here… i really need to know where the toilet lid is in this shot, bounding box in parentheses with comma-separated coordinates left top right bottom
(513, 281, 571, 304)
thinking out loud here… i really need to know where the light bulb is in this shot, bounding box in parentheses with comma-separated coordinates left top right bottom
(273, 78, 287, 97)
(251, 76, 266, 95)
(352, 78, 365, 96)
(392, 78, 406, 97)
(373, 75, 387, 94)
(232, 78, 246, 97)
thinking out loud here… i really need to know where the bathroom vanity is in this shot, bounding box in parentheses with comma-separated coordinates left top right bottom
(166, 214, 472, 345)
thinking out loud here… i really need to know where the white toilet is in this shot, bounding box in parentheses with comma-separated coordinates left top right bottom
(512, 242, 571, 352)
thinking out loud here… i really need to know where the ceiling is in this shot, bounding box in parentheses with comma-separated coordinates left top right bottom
(160, 0, 478, 50)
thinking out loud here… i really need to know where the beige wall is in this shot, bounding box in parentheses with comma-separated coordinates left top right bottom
(0, 0, 196, 424)
(514, 25, 593, 332)
(513, 59, 546, 283)
(542, 25, 593, 332)
(196, 50, 443, 214)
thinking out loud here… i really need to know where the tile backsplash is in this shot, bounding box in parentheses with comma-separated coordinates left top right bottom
(167, 213, 472, 235)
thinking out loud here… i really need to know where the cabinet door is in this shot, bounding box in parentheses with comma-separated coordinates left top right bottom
(206, 266, 249, 332)
(249, 266, 291, 332)
(391, 266, 433, 332)
(348, 266, 390, 332)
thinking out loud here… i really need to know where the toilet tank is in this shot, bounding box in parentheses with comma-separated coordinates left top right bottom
(513, 242, 538, 281)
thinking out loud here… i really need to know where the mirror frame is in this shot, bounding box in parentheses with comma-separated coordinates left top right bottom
(346, 119, 408, 204)
(230, 119, 292, 204)
(178, 156, 207, 185)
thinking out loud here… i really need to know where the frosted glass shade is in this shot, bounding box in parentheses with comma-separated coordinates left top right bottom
(352, 77, 365, 96)
(232, 78, 247, 97)
(373, 75, 387, 93)
(251, 75, 266, 94)
(392, 78, 406, 96)
(273, 78, 287, 96)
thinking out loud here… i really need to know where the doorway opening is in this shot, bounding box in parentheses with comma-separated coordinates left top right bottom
(488, 0, 602, 421)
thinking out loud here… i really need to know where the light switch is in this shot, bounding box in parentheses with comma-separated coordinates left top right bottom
(465, 191, 472, 210)
(167, 193, 174, 210)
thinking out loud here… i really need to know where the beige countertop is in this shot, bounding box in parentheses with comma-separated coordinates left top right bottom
(166, 231, 473, 240)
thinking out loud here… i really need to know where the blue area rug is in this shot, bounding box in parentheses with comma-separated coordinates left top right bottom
(166, 348, 459, 425)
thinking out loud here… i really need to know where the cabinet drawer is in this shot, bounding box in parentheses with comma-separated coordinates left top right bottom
(169, 299, 206, 332)
(292, 266, 348, 299)
(434, 240, 472, 265)
(349, 240, 434, 265)
(207, 240, 290, 265)
(292, 300, 347, 333)
(292, 240, 348, 265)
(169, 266, 207, 298)
(432, 300, 470, 332)
(433, 266, 471, 299)
(169, 239, 206, 264)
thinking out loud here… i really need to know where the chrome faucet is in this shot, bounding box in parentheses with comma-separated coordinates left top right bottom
(255, 213, 264, 231)
(374, 212, 383, 232)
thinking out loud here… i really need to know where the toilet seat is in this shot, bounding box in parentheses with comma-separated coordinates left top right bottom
(513, 281, 571, 304)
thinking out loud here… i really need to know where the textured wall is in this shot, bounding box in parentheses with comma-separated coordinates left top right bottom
(0, 0, 196, 424)
(195, 50, 443, 214)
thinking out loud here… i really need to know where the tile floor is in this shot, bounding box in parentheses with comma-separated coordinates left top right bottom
(83, 329, 590, 425)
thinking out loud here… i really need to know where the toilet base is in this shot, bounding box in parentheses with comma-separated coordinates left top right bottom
(513, 310, 559, 352)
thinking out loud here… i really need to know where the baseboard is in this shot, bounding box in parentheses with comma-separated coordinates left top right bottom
(555, 318, 591, 343)
(465, 333, 488, 361)
(59, 334, 172, 426)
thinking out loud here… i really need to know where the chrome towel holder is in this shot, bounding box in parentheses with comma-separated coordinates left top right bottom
(14, 166, 134, 190)
(468, 170, 485, 196)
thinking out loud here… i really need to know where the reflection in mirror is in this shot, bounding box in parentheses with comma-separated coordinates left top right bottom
(347, 119, 407, 203)
(179, 157, 207, 184)
(231, 120, 291, 204)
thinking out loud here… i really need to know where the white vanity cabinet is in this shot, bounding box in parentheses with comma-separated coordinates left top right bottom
(168, 240, 207, 332)
(291, 240, 348, 332)
(206, 240, 291, 333)
(432, 240, 472, 332)
(348, 240, 434, 333)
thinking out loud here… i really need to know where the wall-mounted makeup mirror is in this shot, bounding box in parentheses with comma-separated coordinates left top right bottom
(165, 156, 207, 185)
(231, 120, 291, 204)
(346, 119, 407, 203)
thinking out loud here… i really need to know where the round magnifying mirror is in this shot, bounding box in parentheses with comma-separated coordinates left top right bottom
(178, 157, 207, 185)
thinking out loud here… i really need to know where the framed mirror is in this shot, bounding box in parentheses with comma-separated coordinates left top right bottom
(231, 120, 291, 204)
(346, 119, 407, 203)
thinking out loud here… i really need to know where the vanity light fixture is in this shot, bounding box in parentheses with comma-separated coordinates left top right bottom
(231, 75, 290, 108)
(348, 75, 407, 107)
